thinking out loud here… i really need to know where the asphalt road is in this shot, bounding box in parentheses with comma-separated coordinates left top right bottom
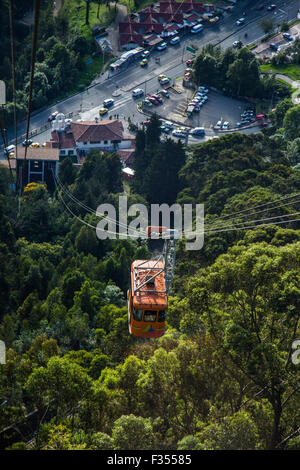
(1, 0, 299, 154)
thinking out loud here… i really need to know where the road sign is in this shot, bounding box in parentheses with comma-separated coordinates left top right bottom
(186, 46, 196, 54)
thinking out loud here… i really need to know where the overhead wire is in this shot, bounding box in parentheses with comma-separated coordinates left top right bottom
(8, 0, 18, 164)
(53, 163, 300, 240)
(52, 169, 145, 238)
(22, 0, 41, 191)
(207, 192, 300, 227)
(53, 171, 145, 237)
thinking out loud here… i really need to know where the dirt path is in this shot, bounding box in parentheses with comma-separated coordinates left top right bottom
(268, 73, 300, 105)
(53, 0, 63, 17)
(106, 3, 128, 55)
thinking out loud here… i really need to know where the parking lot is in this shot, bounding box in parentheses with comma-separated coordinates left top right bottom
(142, 81, 253, 133)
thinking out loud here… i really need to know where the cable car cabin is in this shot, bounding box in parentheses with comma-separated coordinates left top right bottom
(128, 259, 167, 338)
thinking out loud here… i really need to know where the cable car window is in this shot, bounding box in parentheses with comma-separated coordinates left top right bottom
(144, 310, 157, 322)
(158, 310, 166, 322)
(133, 308, 143, 321)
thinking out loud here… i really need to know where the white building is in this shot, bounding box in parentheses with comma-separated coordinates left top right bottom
(46, 114, 135, 164)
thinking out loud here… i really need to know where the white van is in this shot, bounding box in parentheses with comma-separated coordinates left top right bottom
(170, 36, 180, 45)
(132, 88, 144, 97)
(5, 145, 15, 155)
(191, 24, 203, 34)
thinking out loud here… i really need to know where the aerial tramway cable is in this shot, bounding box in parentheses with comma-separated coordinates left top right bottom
(53, 171, 146, 237)
(9, 0, 18, 165)
(22, 0, 41, 191)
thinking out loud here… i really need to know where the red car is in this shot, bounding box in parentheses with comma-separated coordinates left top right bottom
(186, 59, 194, 66)
(152, 94, 163, 103)
(256, 4, 264, 10)
(147, 96, 159, 105)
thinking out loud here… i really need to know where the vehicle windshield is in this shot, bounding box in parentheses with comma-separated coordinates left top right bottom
(143, 310, 157, 322)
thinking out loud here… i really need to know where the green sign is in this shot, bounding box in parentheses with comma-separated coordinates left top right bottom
(186, 46, 196, 53)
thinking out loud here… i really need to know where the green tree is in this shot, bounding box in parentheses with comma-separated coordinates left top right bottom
(187, 242, 300, 448)
(112, 414, 154, 450)
(283, 105, 300, 140)
(259, 18, 276, 35)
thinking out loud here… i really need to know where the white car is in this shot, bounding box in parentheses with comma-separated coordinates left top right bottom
(163, 121, 174, 129)
(236, 18, 245, 26)
(160, 77, 170, 86)
(232, 41, 239, 47)
(132, 88, 144, 97)
(172, 129, 186, 138)
(214, 120, 222, 130)
(157, 42, 167, 51)
(222, 121, 230, 130)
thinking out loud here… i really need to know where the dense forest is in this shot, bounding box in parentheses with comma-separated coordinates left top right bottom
(0, 105, 300, 449)
(0, 0, 102, 124)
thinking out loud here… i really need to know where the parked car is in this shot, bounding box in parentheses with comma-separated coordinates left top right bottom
(141, 50, 150, 58)
(235, 122, 242, 128)
(159, 89, 169, 98)
(256, 4, 264, 10)
(152, 94, 163, 103)
(132, 88, 144, 97)
(214, 120, 222, 130)
(157, 42, 167, 51)
(283, 33, 293, 41)
(191, 23, 203, 34)
(172, 130, 186, 138)
(222, 121, 230, 130)
(29, 142, 41, 148)
(170, 36, 180, 45)
(163, 121, 174, 129)
(270, 43, 278, 51)
(191, 127, 205, 136)
(267, 4, 276, 10)
(103, 98, 114, 108)
(186, 59, 194, 66)
(148, 96, 159, 105)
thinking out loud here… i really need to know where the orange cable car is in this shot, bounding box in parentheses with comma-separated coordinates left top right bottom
(128, 258, 167, 338)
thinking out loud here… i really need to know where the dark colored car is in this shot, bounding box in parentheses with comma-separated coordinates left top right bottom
(22, 139, 33, 147)
(256, 5, 264, 10)
(270, 43, 278, 51)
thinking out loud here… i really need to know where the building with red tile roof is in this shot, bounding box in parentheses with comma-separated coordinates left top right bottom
(119, 0, 215, 49)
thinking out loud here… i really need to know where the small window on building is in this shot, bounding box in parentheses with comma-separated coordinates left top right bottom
(60, 150, 65, 155)
(83, 142, 87, 145)
(68, 150, 73, 156)
(104, 140, 108, 144)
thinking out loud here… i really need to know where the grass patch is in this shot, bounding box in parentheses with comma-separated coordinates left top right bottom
(260, 64, 300, 81)
(61, 0, 117, 40)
